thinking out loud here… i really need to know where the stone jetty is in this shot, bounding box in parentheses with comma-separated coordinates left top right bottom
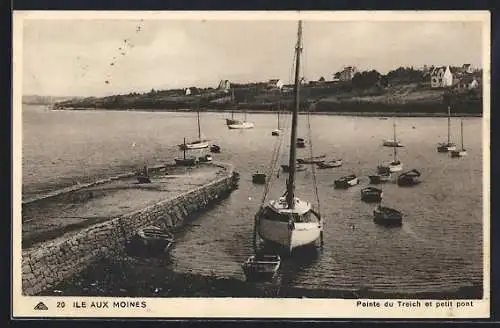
(21, 162, 239, 295)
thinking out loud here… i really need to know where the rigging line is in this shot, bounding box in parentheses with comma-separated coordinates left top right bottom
(306, 108, 321, 215)
(260, 125, 285, 206)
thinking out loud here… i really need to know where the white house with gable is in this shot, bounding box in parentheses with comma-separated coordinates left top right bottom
(430, 66, 453, 88)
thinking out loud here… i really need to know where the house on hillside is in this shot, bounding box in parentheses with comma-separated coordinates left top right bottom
(267, 79, 284, 90)
(218, 80, 231, 93)
(185, 88, 192, 96)
(430, 66, 453, 88)
(455, 76, 480, 90)
(337, 66, 358, 81)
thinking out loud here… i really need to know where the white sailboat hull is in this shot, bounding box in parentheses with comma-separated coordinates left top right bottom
(228, 122, 255, 129)
(437, 143, 456, 152)
(258, 219, 321, 251)
(451, 149, 467, 157)
(386, 162, 403, 172)
(382, 139, 403, 147)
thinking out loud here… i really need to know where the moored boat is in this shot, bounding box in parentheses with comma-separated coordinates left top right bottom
(272, 129, 281, 136)
(397, 169, 421, 186)
(254, 21, 324, 254)
(252, 172, 267, 184)
(297, 154, 326, 164)
(210, 144, 221, 153)
(382, 139, 404, 147)
(361, 186, 383, 202)
(296, 138, 306, 148)
(334, 174, 359, 189)
(437, 105, 456, 153)
(384, 120, 403, 172)
(241, 253, 281, 281)
(128, 226, 175, 254)
(228, 121, 255, 129)
(373, 205, 403, 226)
(175, 138, 198, 166)
(198, 154, 213, 163)
(369, 166, 392, 184)
(317, 159, 342, 169)
(450, 120, 468, 158)
(178, 103, 209, 150)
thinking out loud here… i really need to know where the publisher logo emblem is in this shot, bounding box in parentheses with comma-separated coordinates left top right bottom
(34, 302, 48, 310)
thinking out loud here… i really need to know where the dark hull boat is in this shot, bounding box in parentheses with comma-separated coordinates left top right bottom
(334, 174, 359, 189)
(210, 144, 221, 153)
(369, 166, 392, 184)
(361, 186, 383, 202)
(296, 138, 306, 148)
(281, 163, 306, 173)
(175, 157, 197, 166)
(252, 173, 267, 184)
(127, 226, 175, 254)
(317, 159, 342, 169)
(297, 154, 326, 164)
(397, 169, 421, 186)
(241, 254, 281, 281)
(373, 205, 403, 226)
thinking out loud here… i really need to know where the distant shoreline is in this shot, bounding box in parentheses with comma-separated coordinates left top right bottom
(53, 107, 483, 118)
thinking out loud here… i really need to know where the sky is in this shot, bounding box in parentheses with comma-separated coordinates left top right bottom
(21, 17, 485, 97)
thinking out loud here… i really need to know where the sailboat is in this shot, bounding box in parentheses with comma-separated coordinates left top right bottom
(385, 120, 403, 172)
(178, 103, 209, 150)
(437, 105, 456, 152)
(382, 119, 404, 147)
(272, 99, 282, 136)
(450, 119, 467, 157)
(228, 94, 255, 129)
(226, 89, 241, 126)
(254, 20, 323, 254)
(175, 138, 198, 166)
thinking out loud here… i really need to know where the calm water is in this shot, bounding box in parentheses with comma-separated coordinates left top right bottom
(22, 105, 483, 294)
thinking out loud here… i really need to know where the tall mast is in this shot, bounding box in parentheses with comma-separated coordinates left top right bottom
(183, 137, 186, 159)
(197, 102, 201, 140)
(447, 105, 451, 144)
(286, 20, 302, 209)
(461, 119, 464, 149)
(393, 120, 397, 162)
(231, 89, 235, 119)
(277, 95, 281, 129)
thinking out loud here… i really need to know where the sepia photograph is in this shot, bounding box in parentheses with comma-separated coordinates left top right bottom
(13, 11, 490, 318)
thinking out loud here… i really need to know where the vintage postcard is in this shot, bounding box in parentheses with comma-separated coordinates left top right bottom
(12, 10, 490, 318)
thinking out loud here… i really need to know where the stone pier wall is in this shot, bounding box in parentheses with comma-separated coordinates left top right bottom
(21, 165, 239, 295)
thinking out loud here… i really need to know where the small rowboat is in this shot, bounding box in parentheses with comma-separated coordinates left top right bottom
(241, 253, 281, 281)
(361, 186, 383, 202)
(128, 226, 175, 254)
(272, 129, 281, 136)
(397, 169, 421, 186)
(373, 205, 403, 226)
(369, 166, 392, 184)
(296, 138, 306, 148)
(174, 156, 198, 166)
(210, 144, 221, 153)
(252, 172, 267, 184)
(297, 154, 326, 164)
(317, 159, 342, 169)
(198, 154, 213, 163)
(334, 174, 359, 189)
(383, 139, 404, 147)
